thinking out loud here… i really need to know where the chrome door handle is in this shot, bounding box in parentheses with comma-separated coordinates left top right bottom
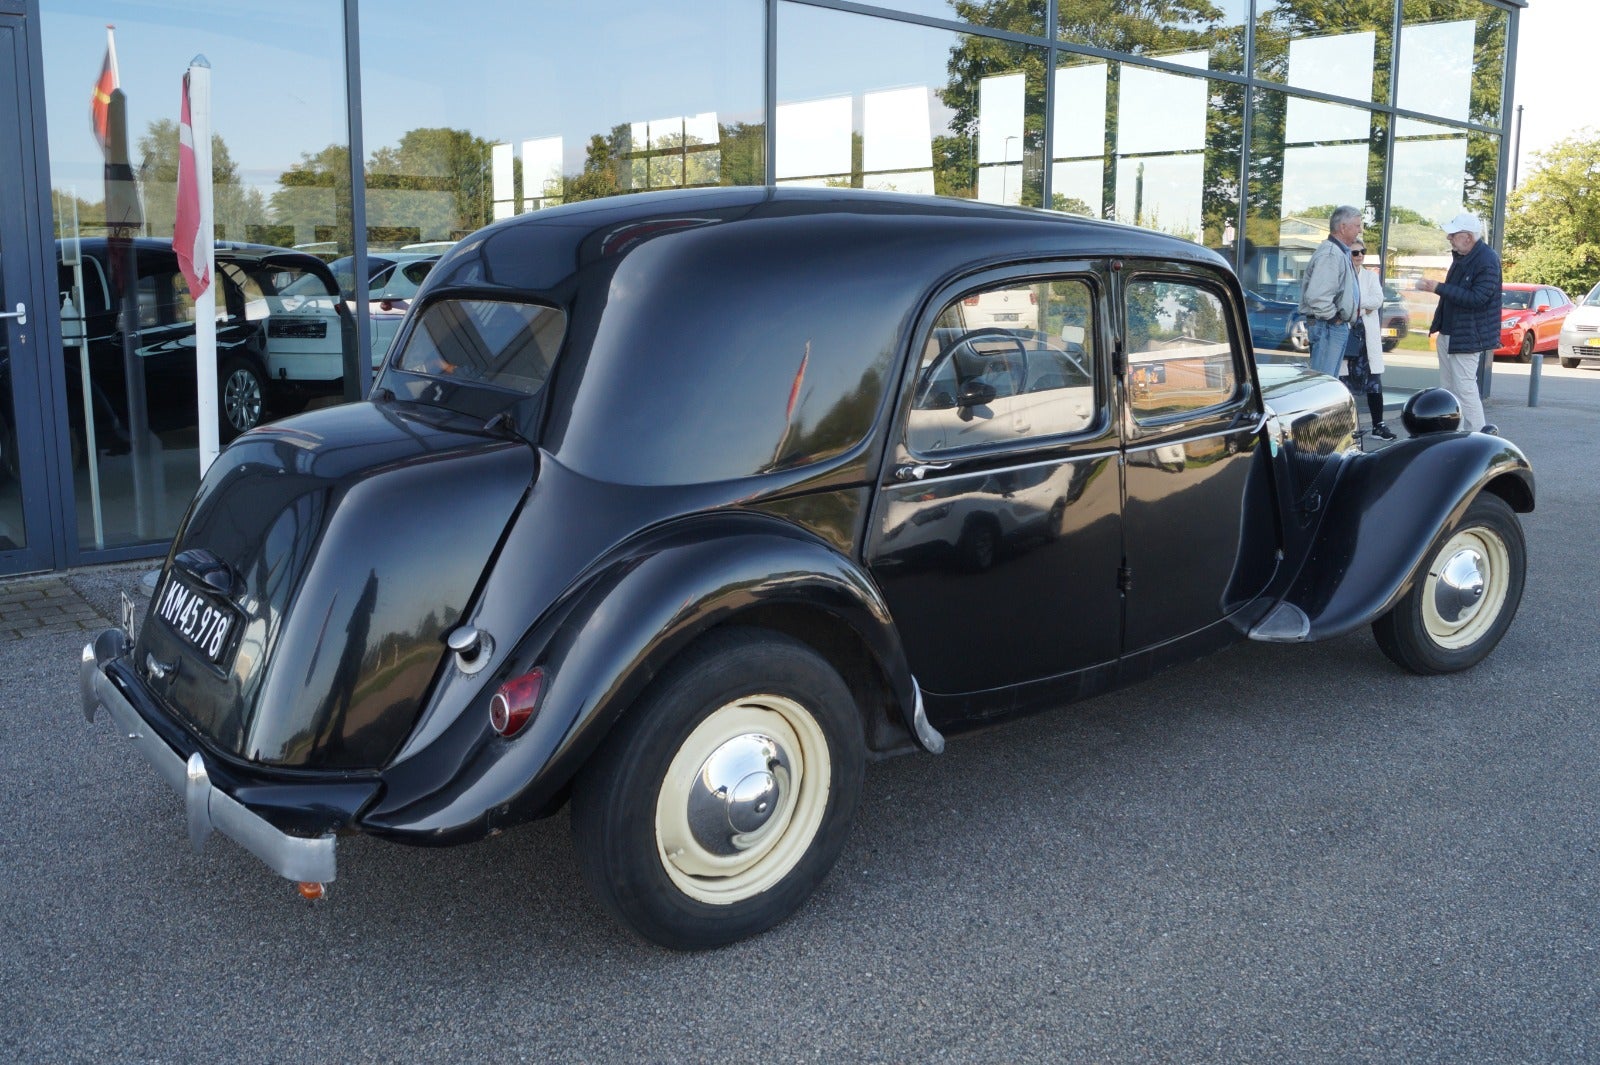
(0, 302, 25, 326)
(895, 462, 952, 481)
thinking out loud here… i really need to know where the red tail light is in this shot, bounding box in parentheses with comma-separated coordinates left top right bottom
(490, 668, 545, 737)
(963, 295, 979, 306)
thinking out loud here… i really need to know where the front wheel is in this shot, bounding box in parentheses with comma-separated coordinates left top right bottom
(1372, 493, 1525, 674)
(1516, 331, 1535, 363)
(570, 629, 865, 950)
(1561, 356, 1581, 369)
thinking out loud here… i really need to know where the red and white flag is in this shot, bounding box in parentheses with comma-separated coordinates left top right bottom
(173, 67, 211, 297)
(89, 26, 117, 156)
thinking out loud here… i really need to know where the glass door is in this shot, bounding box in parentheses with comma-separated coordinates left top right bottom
(0, 15, 57, 574)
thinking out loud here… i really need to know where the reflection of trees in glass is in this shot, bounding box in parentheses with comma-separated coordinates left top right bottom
(1504, 135, 1600, 294)
(939, 3, 1046, 203)
(1060, 0, 1228, 60)
(137, 120, 267, 243)
(1254, 0, 1394, 93)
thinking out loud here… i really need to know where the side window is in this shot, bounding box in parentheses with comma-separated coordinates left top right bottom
(907, 276, 1098, 454)
(1124, 277, 1239, 423)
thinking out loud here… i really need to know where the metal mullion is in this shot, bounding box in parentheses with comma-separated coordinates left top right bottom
(344, 0, 370, 399)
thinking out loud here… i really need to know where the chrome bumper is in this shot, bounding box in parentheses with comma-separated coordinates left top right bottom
(79, 628, 337, 883)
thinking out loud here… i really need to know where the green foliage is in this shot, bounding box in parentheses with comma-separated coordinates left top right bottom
(1503, 133, 1600, 294)
(136, 118, 267, 243)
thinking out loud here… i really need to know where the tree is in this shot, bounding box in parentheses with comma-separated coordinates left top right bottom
(137, 118, 267, 243)
(1503, 133, 1600, 294)
(272, 143, 353, 251)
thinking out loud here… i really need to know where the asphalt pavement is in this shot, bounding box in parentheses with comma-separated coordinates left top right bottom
(3, 361, 1597, 1063)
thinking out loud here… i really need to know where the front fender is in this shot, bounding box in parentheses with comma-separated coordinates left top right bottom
(1257, 432, 1534, 642)
(360, 513, 917, 841)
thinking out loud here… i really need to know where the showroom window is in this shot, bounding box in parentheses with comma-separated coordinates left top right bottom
(1243, 87, 1387, 297)
(776, 1, 1047, 206)
(1397, 0, 1507, 128)
(1253, 0, 1395, 106)
(40, 2, 354, 552)
(1059, 0, 1248, 77)
(1052, 53, 1243, 249)
(359, 0, 764, 236)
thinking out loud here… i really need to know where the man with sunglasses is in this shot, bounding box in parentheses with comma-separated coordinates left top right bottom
(1298, 205, 1363, 377)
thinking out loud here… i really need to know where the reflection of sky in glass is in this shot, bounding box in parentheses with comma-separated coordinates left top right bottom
(1117, 57, 1207, 155)
(1392, 123, 1468, 230)
(41, 3, 346, 203)
(1397, 20, 1475, 124)
(1054, 62, 1107, 160)
(1281, 143, 1367, 217)
(1287, 95, 1371, 144)
(1115, 155, 1203, 235)
(1287, 31, 1375, 103)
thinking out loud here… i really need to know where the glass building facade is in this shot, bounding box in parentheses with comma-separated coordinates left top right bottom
(0, 0, 1523, 574)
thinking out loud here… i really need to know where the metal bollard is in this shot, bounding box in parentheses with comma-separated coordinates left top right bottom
(1529, 348, 1542, 407)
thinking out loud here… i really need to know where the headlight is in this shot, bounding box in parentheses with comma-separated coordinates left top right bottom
(1503, 316, 1523, 329)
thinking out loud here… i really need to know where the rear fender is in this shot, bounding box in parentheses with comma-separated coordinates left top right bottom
(1256, 432, 1533, 642)
(361, 513, 917, 841)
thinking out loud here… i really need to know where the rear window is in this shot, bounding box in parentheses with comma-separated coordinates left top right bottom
(395, 299, 565, 396)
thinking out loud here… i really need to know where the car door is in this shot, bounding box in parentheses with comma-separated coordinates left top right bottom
(865, 265, 1123, 703)
(1116, 263, 1278, 664)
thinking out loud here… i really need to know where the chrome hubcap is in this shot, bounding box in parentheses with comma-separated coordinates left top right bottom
(1432, 547, 1485, 626)
(1422, 525, 1509, 650)
(685, 733, 791, 856)
(655, 695, 831, 905)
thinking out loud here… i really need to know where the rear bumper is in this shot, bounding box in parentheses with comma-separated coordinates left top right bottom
(79, 628, 337, 884)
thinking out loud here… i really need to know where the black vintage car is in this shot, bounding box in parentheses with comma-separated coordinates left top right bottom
(57, 238, 350, 455)
(82, 189, 1534, 949)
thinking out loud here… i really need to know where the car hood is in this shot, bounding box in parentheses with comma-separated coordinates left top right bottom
(133, 399, 535, 770)
(1561, 305, 1600, 331)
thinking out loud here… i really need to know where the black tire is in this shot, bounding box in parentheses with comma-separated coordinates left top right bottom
(218, 356, 267, 442)
(1382, 338, 1398, 352)
(1516, 331, 1535, 363)
(570, 629, 866, 950)
(1372, 493, 1525, 675)
(1561, 356, 1581, 369)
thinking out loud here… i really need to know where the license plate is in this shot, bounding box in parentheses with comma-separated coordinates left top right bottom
(1382, 327, 1398, 337)
(1586, 337, 1600, 348)
(153, 571, 240, 665)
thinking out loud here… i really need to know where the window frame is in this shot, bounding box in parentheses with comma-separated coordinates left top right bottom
(1116, 261, 1255, 443)
(895, 262, 1113, 467)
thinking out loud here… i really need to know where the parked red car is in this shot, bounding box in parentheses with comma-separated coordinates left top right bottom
(1496, 283, 1572, 361)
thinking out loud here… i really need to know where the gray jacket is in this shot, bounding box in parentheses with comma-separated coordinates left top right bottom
(1298, 237, 1358, 323)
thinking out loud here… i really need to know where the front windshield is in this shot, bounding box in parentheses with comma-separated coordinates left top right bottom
(1502, 290, 1531, 310)
(1585, 283, 1600, 306)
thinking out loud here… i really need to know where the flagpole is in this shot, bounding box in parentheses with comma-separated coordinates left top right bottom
(181, 57, 219, 473)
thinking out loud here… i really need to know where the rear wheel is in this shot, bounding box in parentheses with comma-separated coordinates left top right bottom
(1372, 493, 1525, 674)
(219, 356, 266, 441)
(1516, 331, 1535, 363)
(570, 629, 865, 950)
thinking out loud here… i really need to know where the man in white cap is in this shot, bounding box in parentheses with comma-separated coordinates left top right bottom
(1418, 212, 1500, 433)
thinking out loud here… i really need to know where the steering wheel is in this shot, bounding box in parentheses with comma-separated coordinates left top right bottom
(938, 328, 1030, 397)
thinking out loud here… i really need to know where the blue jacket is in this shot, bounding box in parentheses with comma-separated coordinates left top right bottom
(1429, 238, 1502, 353)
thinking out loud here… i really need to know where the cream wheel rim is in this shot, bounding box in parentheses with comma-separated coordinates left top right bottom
(1422, 525, 1510, 650)
(655, 695, 831, 905)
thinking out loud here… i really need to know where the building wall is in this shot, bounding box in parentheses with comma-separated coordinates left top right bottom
(1, 0, 1520, 571)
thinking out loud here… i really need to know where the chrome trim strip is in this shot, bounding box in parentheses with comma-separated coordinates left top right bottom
(80, 632, 337, 883)
(909, 677, 945, 754)
(894, 447, 1120, 487)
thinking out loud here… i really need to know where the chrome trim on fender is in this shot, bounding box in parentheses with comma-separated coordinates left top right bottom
(80, 631, 337, 884)
(909, 678, 945, 754)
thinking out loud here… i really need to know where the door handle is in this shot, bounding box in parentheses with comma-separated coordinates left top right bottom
(0, 302, 26, 326)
